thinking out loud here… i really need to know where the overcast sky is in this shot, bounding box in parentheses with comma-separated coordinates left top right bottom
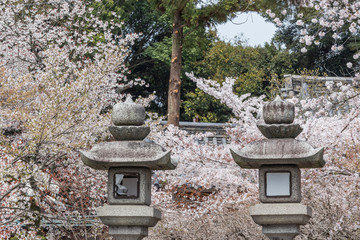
(216, 12, 277, 46)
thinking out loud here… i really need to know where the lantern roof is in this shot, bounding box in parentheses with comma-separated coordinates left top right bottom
(230, 138, 324, 168)
(80, 141, 177, 170)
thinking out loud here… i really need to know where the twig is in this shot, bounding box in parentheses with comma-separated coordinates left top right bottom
(0, 182, 24, 202)
(341, 111, 360, 133)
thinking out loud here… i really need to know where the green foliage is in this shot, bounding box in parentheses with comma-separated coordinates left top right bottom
(258, 43, 294, 99)
(90, 0, 137, 23)
(260, 43, 294, 76)
(195, 39, 265, 95)
(143, 20, 217, 116)
(147, 0, 263, 124)
(145, 36, 172, 65)
(93, 0, 173, 115)
(89, 0, 312, 122)
(183, 89, 232, 122)
(183, 39, 260, 122)
(182, 37, 295, 122)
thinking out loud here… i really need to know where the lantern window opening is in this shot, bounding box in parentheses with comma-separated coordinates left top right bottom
(114, 173, 140, 199)
(265, 171, 291, 197)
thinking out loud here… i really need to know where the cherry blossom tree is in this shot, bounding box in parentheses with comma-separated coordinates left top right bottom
(0, 0, 141, 238)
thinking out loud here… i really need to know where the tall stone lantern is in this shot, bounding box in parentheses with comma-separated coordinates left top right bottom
(230, 96, 325, 240)
(80, 97, 177, 240)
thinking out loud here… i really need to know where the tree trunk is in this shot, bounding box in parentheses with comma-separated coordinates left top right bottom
(167, 10, 183, 126)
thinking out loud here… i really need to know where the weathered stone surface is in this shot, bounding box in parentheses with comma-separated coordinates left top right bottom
(109, 126, 150, 140)
(109, 226, 148, 240)
(262, 224, 300, 240)
(230, 138, 324, 168)
(256, 121, 303, 139)
(108, 167, 151, 205)
(230, 96, 324, 240)
(81, 99, 177, 240)
(263, 96, 295, 124)
(97, 205, 161, 227)
(112, 97, 145, 126)
(80, 141, 178, 170)
(249, 203, 312, 225)
(259, 165, 301, 203)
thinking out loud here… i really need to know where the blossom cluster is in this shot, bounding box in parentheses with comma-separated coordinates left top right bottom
(0, 0, 139, 78)
(0, 0, 139, 238)
(266, 0, 360, 74)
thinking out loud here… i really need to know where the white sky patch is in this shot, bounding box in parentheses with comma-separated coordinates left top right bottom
(216, 12, 277, 46)
(196, 0, 220, 8)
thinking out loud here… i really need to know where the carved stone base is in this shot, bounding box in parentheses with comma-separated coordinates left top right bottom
(97, 205, 161, 240)
(109, 226, 148, 240)
(97, 205, 161, 227)
(250, 203, 312, 240)
(262, 224, 300, 240)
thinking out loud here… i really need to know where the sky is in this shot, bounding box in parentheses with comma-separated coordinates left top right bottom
(216, 12, 277, 46)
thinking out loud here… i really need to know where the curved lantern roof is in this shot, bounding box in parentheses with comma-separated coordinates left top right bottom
(230, 139, 324, 169)
(80, 141, 177, 170)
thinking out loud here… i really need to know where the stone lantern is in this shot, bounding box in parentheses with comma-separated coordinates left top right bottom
(230, 96, 325, 240)
(80, 97, 177, 240)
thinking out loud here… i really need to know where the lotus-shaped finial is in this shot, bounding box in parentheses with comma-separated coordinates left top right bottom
(263, 95, 295, 124)
(112, 96, 146, 126)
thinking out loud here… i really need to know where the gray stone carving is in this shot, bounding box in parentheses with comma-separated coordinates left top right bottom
(257, 97, 303, 139)
(80, 141, 176, 170)
(107, 167, 151, 205)
(80, 98, 177, 240)
(108, 125, 150, 141)
(249, 203, 312, 225)
(263, 95, 295, 124)
(230, 138, 324, 168)
(256, 120, 303, 139)
(259, 165, 301, 203)
(230, 96, 325, 240)
(112, 96, 146, 126)
(250, 203, 312, 240)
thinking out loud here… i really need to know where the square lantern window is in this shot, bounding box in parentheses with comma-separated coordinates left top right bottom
(259, 165, 301, 203)
(108, 167, 151, 205)
(266, 172, 291, 197)
(114, 173, 139, 198)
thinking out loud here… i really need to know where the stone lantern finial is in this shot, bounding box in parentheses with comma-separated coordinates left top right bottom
(109, 97, 150, 141)
(263, 95, 295, 124)
(257, 96, 303, 139)
(112, 96, 146, 126)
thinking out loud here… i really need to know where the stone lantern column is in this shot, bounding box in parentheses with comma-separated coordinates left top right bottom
(80, 97, 177, 240)
(230, 96, 325, 240)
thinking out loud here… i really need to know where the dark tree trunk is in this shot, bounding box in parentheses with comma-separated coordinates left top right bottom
(167, 10, 183, 126)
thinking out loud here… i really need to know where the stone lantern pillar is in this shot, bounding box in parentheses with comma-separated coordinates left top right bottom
(80, 97, 177, 240)
(230, 96, 325, 240)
